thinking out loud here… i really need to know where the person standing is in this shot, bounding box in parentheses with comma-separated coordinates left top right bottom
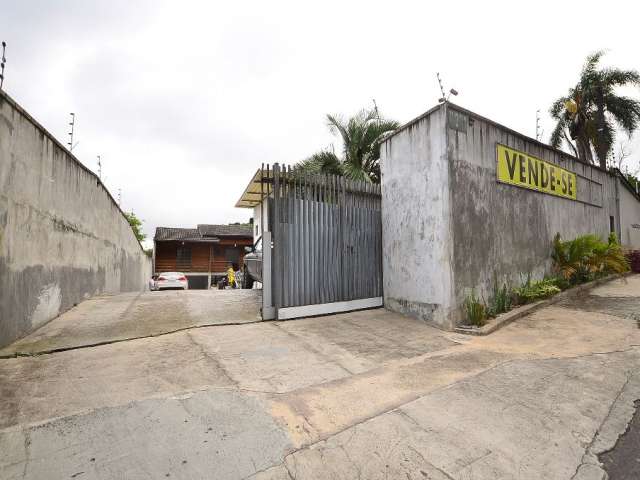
(227, 264, 236, 289)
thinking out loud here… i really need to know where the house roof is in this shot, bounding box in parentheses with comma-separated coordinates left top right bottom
(197, 224, 253, 237)
(154, 224, 252, 242)
(154, 227, 211, 242)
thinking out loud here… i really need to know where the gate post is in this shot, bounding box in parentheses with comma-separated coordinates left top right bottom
(261, 230, 275, 320)
(272, 163, 281, 319)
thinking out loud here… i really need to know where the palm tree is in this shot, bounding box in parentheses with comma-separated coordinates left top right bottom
(549, 51, 640, 169)
(297, 108, 399, 183)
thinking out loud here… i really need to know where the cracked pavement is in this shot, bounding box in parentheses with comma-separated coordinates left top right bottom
(0, 276, 639, 479)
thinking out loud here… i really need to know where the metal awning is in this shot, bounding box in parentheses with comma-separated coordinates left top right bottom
(235, 168, 272, 208)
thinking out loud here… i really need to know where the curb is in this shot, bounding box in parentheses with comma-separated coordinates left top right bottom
(454, 273, 631, 336)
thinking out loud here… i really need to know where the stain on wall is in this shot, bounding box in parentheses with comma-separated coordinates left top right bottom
(0, 91, 151, 347)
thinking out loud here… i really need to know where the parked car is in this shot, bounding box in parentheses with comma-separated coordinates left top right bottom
(155, 272, 188, 290)
(242, 237, 263, 289)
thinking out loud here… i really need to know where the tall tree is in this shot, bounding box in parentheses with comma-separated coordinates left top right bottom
(297, 108, 399, 183)
(549, 51, 640, 169)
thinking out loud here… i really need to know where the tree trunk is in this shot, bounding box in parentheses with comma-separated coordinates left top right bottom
(576, 135, 594, 164)
(595, 87, 608, 170)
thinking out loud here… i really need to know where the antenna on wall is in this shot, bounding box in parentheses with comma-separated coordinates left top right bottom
(437, 73, 458, 103)
(67, 113, 78, 151)
(0, 41, 6, 90)
(97, 155, 102, 179)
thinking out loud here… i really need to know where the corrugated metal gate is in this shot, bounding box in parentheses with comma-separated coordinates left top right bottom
(266, 164, 382, 320)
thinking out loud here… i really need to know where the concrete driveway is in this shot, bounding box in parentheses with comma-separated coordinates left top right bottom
(1, 277, 639, 479)
(0, 288, 262, 356)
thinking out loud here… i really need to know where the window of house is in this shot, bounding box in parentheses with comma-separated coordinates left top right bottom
(610, 216, 615, 234)
(176, 246, 192, 267)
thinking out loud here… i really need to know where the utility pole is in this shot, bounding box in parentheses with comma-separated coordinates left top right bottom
(536, 110, 543, 141)
(67, 113, 76, 152)
(0, 41, 6, 90)
(437, 73, 446, 102)
(596, 85, 607, 169)
(97, 155, 102, 179)
(436, 73, 458, 103)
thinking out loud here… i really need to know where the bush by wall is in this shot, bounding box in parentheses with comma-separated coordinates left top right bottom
(552, 233, 630, 284)
(463, 232, 630, 327)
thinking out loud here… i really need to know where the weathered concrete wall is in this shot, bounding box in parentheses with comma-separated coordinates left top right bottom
(380, 107, 456, 329)
(381, 102, 640, 329)
(0, 91, 151, 347)
(618, 177, 640, 248)
(446, 104, 625, 323)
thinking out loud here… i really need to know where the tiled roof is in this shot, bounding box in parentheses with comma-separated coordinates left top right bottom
(197, 224, 253, 237)
(154, 224, 252, 242)
(154, 228, 206, 242)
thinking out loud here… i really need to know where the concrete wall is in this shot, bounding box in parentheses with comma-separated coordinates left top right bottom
(380, 107, 456, 328)
(618, 177, 640, 248)
(381, 102, 640, 329)
(446, 104, 625, 324)
(0, 91, 151, 347)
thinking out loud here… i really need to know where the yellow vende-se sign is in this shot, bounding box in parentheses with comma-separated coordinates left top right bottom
(496, 144, 577, 200)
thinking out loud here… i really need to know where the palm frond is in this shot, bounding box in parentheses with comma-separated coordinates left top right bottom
(295, 150, 342, 177)
(549, 120, 566, 148)
(600, 68, 640, 88)
(550, 95, 570, 119)
(326, 114, 350, 152)
(604, 94, 640, 135)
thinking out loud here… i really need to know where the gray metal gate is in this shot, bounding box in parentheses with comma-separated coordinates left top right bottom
(269, 164, 383, 320)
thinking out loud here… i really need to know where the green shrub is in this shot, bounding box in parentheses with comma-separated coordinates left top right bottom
(513, 278, 561, 304)
(486, 277, 512, 317)
(547, 276, 570, 291)
(552, 232, 630, 285)
(464, 290, 487, 326)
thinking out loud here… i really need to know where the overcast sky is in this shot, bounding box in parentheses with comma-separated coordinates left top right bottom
(2, 0, 639, 247)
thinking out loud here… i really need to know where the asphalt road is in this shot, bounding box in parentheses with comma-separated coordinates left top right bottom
(599, 400, 640, 480)
(1, 276, 639, 479)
